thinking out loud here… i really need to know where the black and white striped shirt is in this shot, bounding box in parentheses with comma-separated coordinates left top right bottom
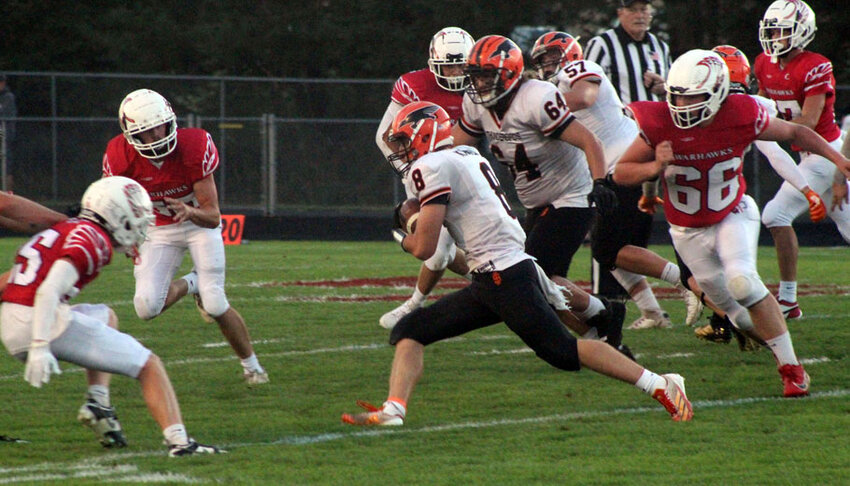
(584, 25, 671, 105)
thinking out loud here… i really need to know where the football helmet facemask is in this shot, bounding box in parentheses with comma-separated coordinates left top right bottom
(465, 35, 524, 107)
(428, 27, 475, 92)
(712, 45, 751, 94)
(666, 49, 730, 129)
(80, 176, 154, 256)
(530, 31, 583, 81)
(118, 89, 178, 159)
(387, 101, 453, 176)
(759, 0, 816, 59)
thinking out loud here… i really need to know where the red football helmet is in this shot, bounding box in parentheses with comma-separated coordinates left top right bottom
(712, 45, 751, 94)
(464, 35, 524, 107)
(530, 31, 583, 81)
(387, 101, 453, 175)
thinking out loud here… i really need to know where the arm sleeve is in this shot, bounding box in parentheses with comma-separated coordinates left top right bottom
(754, 140, 808, 192)
(376, 101, 403, 159)
(31, 259, 80, 342)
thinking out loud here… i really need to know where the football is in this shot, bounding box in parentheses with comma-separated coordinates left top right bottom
(398, 197, 420, 233)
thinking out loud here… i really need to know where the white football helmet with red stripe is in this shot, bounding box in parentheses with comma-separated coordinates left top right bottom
(80, 176, 154, 254)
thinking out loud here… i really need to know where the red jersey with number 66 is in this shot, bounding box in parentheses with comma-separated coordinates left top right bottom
(1, 219, 113, 307)
(102, 128, 219, 226)
(753, 51, 840, 148)
(627, 94, 769, 228)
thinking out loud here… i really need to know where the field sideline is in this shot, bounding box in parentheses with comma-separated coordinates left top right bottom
(0, 239, 848, 485)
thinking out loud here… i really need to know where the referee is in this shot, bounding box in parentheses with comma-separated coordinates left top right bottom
(583, 0, 672, 307)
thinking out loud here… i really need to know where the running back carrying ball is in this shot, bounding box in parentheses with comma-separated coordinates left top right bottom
(394, 197, 421, 234)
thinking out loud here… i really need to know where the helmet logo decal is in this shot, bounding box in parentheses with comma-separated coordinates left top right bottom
(399, 104, 441, 128)
(695, 56, 723, 89)
(123, 183, 145, 218)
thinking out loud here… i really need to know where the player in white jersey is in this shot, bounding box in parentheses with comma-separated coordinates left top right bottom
(452, 35, 627, 344)
(531, 31, 699, 330)
(341, 101, 692, 426)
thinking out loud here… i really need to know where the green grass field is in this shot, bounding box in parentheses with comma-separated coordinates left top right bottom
(0, 239, 848, 485)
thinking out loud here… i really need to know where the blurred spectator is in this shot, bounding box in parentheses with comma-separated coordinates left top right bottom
(0, 74, 16, 192)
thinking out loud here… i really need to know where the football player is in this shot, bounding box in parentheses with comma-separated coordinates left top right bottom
(102, 89, 268, 385)
(531, 31, 701, 330)
(374, 27, 475, 330)
(342, 102, 692, 426)
(613, 49, 850, 397)
(452, 35, 626, 346)
(693, 45, 827, 346)
(0, 177, 223, 455)
(755, 0, 849, 319)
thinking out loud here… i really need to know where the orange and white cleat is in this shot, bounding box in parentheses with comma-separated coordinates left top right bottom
(652, 374, 693, 422)
(341, 401, 404, 426)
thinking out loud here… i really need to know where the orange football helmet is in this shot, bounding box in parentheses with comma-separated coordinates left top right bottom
(530, 31, 583, 81)
(464, 35, 524, 107)
(387, 101, 453, 175)
(712, 45, 751, 94)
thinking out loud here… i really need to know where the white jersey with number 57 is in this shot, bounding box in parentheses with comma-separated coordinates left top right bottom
(459, 79, 591, 209)
(404, 146, 529, 273)
(555, 59, 638, 172)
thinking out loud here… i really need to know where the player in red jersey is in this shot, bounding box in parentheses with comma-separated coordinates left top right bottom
(102, 89, 268, 385)
(614, 49, 850, 398)
(0, 177, 222, 455)
(754, 0, 849, 319)
(374, 27, 475, 330)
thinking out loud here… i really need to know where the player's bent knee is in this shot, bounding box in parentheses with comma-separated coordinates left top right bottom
(728, 307, 755, 331)
(727, 273, 769, 308)
(761, 200, 793, 228)
(535, 340, 580, 371)
(134, 295, 164, 321)
(423, 243, 456, 272)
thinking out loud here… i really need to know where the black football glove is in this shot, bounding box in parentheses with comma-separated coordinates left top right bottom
(588, 175, 618, 216)
(392, 201, 404, 230)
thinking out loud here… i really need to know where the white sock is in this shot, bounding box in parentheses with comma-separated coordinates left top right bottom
(181, 271, 199, 295)
(659, 262, 681, 286)
(410, 287, 427, 306)
(575, 295, 606, 321)
(383, 399, 407, 418)
(86, 385, 111, 407)
(765, 332, 799, 366)
(240, 354, 264, 373)
(635, 369, 665, 394)
(632, 288, 662, 315)
(778, 281, 797, 303)
(163, 423, 189, 446)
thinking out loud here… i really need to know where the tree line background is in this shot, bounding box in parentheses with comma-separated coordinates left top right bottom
(3, 0, 848, 85)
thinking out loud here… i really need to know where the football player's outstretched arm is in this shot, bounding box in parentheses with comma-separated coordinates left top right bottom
(558, 120, 607, 179)
(376, 101, 403, 159)
(0, 193, 66, 233)
(613, 137, 670, 186)
(451, 123, 479, 148)
(759, 117, 850, 178)
(164, 175, 221, 229)
(791, 93, 826, 130)
(399, 202, 446, 261)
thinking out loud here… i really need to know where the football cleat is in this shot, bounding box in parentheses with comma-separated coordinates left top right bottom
(243, 369, 270, 386)
(778, 364, 810, 398)
(683, 289, 704, 327)
(341, 401, 404, 426)
(694, 313, 732, 344)
(731, 327, 762, 352)
(379, 298, 424, 330)
(651, 374, 693, 422)
(168, 439, 226, 457)
(777, 298, 802, 320)
(194, 294, 216, 324)
(628, 310, 672, 330)
(77, 399, 128, 448)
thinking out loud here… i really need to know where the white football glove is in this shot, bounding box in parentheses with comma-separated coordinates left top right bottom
(24, 341, 61, 388)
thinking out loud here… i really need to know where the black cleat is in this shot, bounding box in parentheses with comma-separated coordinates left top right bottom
(77, 399, 127, 448)
(168, 439, 226, 457)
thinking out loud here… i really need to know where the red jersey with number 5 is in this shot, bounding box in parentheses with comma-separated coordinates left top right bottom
(753, 51, 840, 148)
(1, 219, 113, 307)
(102, 128, 219, 226)
(627, 95, 769, 228)
(391, 68, 464, 122)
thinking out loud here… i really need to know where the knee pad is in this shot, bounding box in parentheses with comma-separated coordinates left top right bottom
(727, 307, 754, 331)
(761, 199, 793, 228)
(198, 286, 230, 317)
(424, 241, 456, 272)
(134, 295, 164, 321)
(611, 268, 644, 293)
(727, 273, 769, 308)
